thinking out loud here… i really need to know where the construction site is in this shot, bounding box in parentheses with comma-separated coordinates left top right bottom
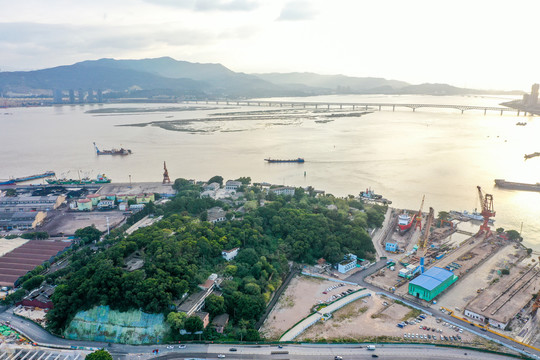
(366, 186, 540, 346)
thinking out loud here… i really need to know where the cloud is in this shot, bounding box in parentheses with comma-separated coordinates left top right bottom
(0, 22, 257, 69)
(277, 1, 316, 21)
(144, 0, 259, 11)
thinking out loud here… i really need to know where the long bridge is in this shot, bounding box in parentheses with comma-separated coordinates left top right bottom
(181, 99, 531, 116)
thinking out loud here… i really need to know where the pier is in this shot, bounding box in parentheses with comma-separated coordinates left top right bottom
(181, 100, 527, 116)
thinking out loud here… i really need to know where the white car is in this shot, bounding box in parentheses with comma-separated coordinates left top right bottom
(218, 355, 225, 358)
(178, 345, 186, 349)
(166, 346, 173, 349)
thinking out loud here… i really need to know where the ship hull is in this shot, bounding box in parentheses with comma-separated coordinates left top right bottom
(265, 158, 304, 163)
(495, 179, 540, 192)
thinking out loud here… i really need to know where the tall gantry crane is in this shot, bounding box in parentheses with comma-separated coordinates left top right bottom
(477, 186, 495, 237)
(162, 161, 171, 184)
(415, 207, 434, 275)
(414, 195, 425, 230)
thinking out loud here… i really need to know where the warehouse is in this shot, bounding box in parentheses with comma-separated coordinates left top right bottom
(0, 195, 65, 212)
(0, 212, 47, 231)
(0, 240, 72, 287)
(408, 267, 458, 302)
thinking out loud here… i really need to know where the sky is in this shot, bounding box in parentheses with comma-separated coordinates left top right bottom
(0, 0, 538, 91)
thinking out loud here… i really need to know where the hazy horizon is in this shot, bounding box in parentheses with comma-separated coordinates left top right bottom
(1, 0, 538, 92)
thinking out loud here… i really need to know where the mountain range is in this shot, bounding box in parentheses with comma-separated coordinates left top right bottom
(0, 57, 515, 99)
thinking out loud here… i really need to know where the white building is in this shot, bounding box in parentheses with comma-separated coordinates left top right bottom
(222, 247, 240, 261)
(204, 182, 220, 191)
(207, 207, 226, 223)
(225, 180, 242, 191)
(270, 186, 295, 196)
(337, 254, 357, 274)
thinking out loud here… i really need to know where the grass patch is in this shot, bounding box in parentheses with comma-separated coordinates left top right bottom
(402, 308, 422, 321)
(278, 295, 295, 308)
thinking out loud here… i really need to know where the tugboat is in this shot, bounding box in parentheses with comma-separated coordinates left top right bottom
(94, 142, 132, 156)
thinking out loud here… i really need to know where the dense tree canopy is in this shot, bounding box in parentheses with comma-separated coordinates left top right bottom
(46, 178, 383, 340)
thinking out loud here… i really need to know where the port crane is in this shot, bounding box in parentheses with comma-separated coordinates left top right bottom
(414, 195, 425, 230)
(477, 185, 495, 237)
(413, 207, 435, 275)
(162, 161, 171, 184)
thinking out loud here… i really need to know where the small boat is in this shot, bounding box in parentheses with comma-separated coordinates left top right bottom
(264, 158, 304, 163)
(94, 142, 132, 156)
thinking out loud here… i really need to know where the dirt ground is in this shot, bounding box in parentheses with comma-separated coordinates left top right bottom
(436, 244, 522, 312)
(259, 275, 361, 339)
(297, 293, 476, 345)
(14, 306, 48, 327)
(40, 209, 126, 235)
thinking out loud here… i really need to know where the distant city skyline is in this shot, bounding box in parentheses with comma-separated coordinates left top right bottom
(0, 0, 537, 91)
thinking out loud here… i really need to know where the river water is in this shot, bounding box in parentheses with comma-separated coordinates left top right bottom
(1, 94, 539, 250)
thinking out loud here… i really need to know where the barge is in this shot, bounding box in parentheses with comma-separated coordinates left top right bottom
(264, 158, 305, 163)
(0, 171, 55, 185)
(494, 179, 540, 192)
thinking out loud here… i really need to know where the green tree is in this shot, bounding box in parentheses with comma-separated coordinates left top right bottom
(22, 275, 44, 291)
(501, 268, 510, 275)
(506, 230, 522, 241)
(85, 349, 112, 360)
(166, 311, 187, 330)
(437, 211, 450, 221)
(205, 294, 226, 316)
(235, 177, 251, 185)
(75, 225, 102, 244)
(496, 227, 505, 234)
(184, 316, 204, 333)
(2, 289, 26, 305)
(208, 176, 223, 186)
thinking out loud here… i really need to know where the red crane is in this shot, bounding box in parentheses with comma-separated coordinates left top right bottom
(162, 161, 171, 184)
(477, 185, 495, 237)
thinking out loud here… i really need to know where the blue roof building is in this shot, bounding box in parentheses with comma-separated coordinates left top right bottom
(408, 267, 458, 302)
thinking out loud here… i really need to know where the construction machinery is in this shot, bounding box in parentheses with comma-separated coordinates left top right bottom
(476, 186, 495, 237)
(413, 207, 435, 275)
(162, 161, 171, 184)
(414, 195, 425, 231)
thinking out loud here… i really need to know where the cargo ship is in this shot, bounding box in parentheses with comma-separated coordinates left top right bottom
(0, 171, 55, 186)
(46, 174, 111, 185)
(94, 142, 132, 156)
(264, 158, 304, 163)
(524, 152, 540, 160)
(398, 211, 415, 234)
(494, 179, 540, 192)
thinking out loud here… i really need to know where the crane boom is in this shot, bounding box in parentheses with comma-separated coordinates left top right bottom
(476, 186, 495, 237)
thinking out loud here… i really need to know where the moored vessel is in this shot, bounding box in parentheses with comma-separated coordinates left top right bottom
(94, 142, 132, 155)
(494, 179, 540, 192)
(398, 211, 415, 234)
(0, 171, 55, 185)
(264, 158, 304, 163)
(46, 174, 111, 185)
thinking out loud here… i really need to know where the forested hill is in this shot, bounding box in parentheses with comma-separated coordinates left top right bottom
(45, 178, 384, 340)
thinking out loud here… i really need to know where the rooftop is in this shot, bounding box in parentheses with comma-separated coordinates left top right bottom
(466, 264, 540, 324)
(409, 267, 455, 291)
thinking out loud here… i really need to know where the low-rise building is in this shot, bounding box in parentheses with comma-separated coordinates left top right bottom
(77, 199, 93, 211)
(0, 195, 65, 212)
(97, 200, 115, 209)
(222, 247, 240, 261)
(337, 254, 357, 274)
(204, 182, 220, 191)
(195, 311, 210, 329)
(86, 194, 101, 206)
(270, 186, 295, 196)
(225, 180, 242, 191)
(212, 313, 229, 334)
(17, 284, 55, 309)
(385, 242, 398, 252)
(207, 207, 226, 223)
(0, 211, 47, 231)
